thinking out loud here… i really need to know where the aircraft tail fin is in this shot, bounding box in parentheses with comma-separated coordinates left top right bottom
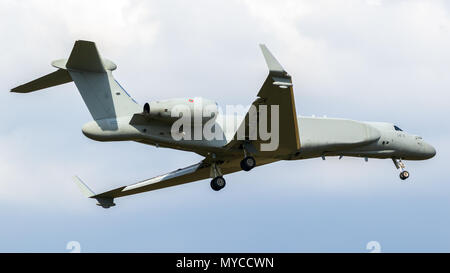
(11, 40, 141, 120)
(66, 40, 106, 73)
(9, 40, 108, 93)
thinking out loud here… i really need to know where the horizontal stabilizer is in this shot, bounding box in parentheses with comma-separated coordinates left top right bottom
(66, 40, 106, 73)
(11, 69, 72, 93)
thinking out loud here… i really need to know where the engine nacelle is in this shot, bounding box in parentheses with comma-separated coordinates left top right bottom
(143, 97, 218, 124)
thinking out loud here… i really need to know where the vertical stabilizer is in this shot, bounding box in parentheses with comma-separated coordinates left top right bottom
(11, 40, 141, 121)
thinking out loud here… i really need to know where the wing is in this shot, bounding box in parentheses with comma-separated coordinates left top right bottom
(74, 155, 281, 208)
(73, 158, 244, 208)
(226, 45, 300, 156)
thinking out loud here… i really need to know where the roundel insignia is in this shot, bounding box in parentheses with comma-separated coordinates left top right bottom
(188, 99, 194, 103)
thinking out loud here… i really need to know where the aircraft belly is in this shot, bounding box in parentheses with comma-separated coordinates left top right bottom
(298, 117, 381, 152)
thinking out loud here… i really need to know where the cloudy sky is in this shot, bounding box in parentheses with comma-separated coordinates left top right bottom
(0, 0, 449, 252)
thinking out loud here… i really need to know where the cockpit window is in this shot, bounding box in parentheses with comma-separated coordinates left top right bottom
(394, 125, 403, 131)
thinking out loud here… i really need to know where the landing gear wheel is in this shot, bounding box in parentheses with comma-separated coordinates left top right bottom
(210, 176, 226, 191)
(240, 156, 256, 171)
(400, 171, 410, 180)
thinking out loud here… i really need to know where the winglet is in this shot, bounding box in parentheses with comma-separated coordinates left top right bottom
(73, 176, 95, 197)
(259, 44, 287, 75)
(73, 176, 116, 208)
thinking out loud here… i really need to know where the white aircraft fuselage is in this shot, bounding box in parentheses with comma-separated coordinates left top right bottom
(81, 114, 436, 162)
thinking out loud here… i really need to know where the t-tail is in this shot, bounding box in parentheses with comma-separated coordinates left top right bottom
(11, 40, 141, 123)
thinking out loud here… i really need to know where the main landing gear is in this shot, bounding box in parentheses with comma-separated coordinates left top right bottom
(209, 145, 257, 191)
(392, 158, 410, 180)
(240, 156, 256, 171)
(240, 145, 256, 171)
(210, 162, 226, 191)
(211, 176, 226, 191)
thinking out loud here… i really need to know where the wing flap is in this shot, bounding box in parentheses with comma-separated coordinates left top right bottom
(93, 163, 209, 199)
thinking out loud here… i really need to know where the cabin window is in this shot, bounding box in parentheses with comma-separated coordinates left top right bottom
(394, 125, 403, 131)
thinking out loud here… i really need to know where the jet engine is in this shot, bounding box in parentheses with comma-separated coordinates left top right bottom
(142, 97, 218, 124)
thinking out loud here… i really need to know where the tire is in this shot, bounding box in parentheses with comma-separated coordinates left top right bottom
(211, 176, 226, 191)
(400, 171, 409, 180)
(240, 156, 256, 171)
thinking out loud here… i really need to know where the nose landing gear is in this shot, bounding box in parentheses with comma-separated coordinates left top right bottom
(393, 158, 410, 180)
(400, 170, 410, 180)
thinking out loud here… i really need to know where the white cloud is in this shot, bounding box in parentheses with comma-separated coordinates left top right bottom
(366, 0, 383, 6)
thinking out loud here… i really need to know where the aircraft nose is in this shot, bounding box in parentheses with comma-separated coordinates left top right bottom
(422, 143, 436, 159)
